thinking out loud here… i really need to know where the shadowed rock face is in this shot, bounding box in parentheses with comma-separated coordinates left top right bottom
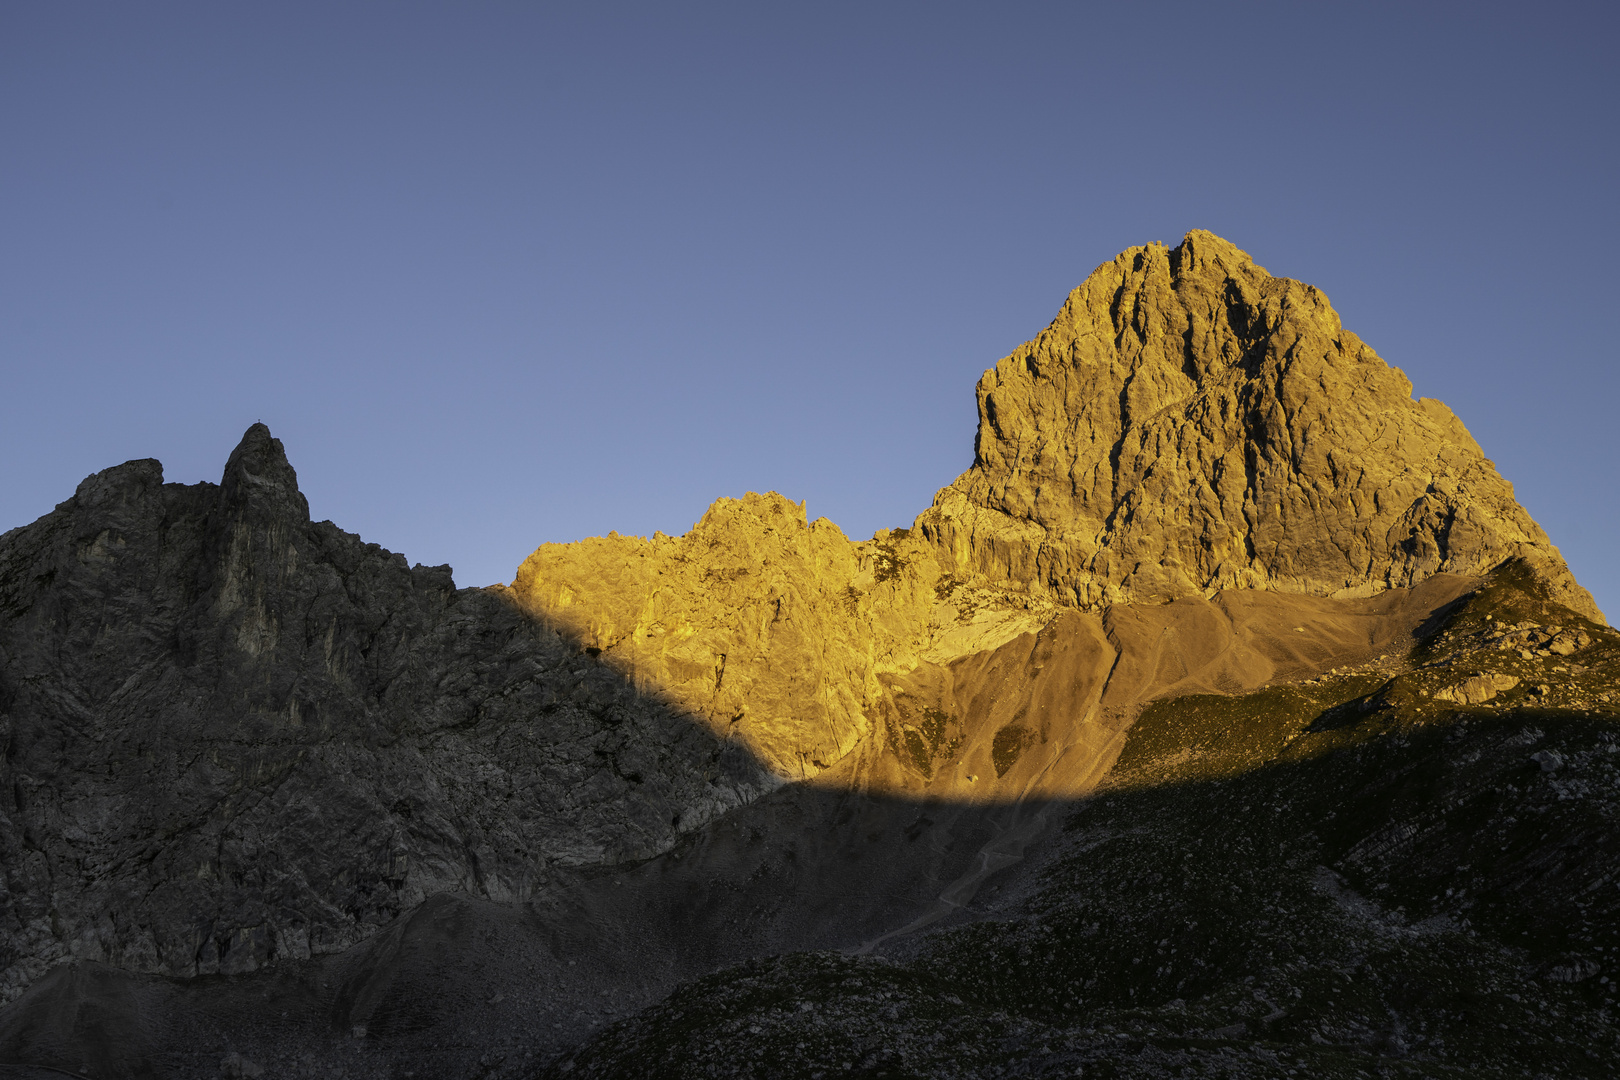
(0, 425, 773, 1001)
(921, 231, 1601, 620)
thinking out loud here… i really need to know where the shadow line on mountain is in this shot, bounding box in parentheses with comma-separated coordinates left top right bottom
(7, 693, 1618, 1080)
(2, 428, 1603, 1078)
(542, 704, 1620, 1080)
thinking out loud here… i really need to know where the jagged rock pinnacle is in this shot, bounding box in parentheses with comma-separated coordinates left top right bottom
(219, 422, 309, 522)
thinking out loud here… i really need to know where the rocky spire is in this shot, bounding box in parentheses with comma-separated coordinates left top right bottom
(921, 231, 1603, 623)
(218, 422, 310, 523)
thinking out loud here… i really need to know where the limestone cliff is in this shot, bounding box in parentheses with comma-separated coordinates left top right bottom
(508, 495, 1054, 782)
(510, 497, 1488, 800)
(510, 231, 1602, 792)
(920, 231, 1602, 621)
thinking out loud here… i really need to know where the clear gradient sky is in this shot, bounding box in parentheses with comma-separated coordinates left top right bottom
(3, 3, 1617, 615)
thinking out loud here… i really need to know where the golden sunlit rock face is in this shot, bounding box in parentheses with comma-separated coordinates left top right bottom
(510, 494, 926, 780)
(507, 231, 1603, 794)
(924, 231, 1600, 618)
(508, 494, 1055, 785)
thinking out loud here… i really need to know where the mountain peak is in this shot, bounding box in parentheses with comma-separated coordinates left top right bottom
(922, 232, 1604, 623)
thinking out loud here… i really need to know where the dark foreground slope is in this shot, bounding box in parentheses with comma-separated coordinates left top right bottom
(9, 553, 1613, 1080)
(545, 569, 1620, 1079)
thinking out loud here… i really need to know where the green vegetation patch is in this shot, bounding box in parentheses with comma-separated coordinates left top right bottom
(991, 723, 1035, 777)
(896, 705, 960, 779)
(1113, 677, 1386, 785)
(872, 543, 908, 584)
(884, 693, 962, 780)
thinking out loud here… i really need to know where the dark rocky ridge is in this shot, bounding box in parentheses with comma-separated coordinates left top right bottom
(0, 425, 773, 1000)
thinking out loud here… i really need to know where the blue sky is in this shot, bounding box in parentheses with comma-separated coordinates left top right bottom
(3, 2, 1616, 615)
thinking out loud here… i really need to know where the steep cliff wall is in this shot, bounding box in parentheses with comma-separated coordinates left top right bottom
(0, 427, 773, 1001)
(507, 494, 1054, 781)
(919, 231, 1601, 621)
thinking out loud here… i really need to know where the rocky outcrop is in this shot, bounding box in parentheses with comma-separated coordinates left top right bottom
(0, 426, 772, 1002)
(509, 494, 1054, 782)
(919, 231, 1603, 622)
(1434, 672, 1520, 705)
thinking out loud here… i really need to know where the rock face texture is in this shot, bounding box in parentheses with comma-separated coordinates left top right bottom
(0, 426, 771, 1001)
(0, 232, 1612, 1080)
(511, 494, 925, 780)
(506, 230, 1600, 794)
(920, 231, 1602, 621)
(509, 496, 1064, 784)
(513, 490, 1483, 798)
